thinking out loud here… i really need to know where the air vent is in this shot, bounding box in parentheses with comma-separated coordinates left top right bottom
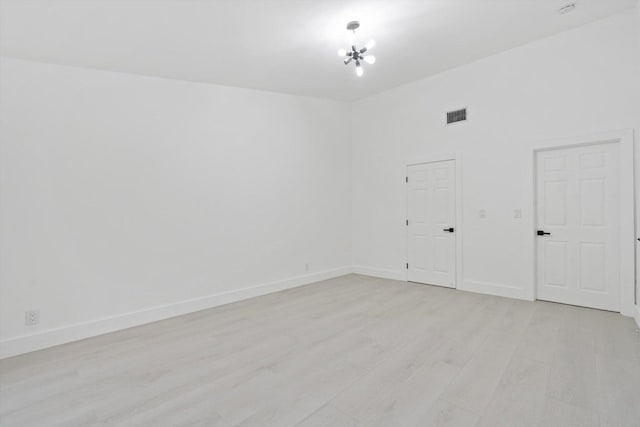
(558, 3, 576, 14)
(446, 108, 467, 125)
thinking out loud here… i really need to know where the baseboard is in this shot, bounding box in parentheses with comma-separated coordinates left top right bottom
(353, 268, 530, 301)
(634, 305, 640, 329)
(0, 266, 353, 360)
(461, 279, 528, 300)
(353, 265, 406, 281)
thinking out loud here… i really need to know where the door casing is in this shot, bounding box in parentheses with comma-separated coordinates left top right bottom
(531, 129, 635, 316)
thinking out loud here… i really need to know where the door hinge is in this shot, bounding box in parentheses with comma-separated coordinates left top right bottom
(406, 263, 409, 269)
(405, 176, 408, 183)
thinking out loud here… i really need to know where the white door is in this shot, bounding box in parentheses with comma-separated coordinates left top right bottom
(536, 142, 620, 311)
(407, 161, 456, 288)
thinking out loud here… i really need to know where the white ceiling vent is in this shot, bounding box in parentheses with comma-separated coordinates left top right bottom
(446, 108, 467, 125)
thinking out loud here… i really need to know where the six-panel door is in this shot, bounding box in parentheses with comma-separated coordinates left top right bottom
(535, 142, 620, 311)
(407, 161, 456, 288)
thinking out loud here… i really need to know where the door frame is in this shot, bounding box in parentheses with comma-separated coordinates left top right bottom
(530, 129, 635, 316)
(406, 153, 463, 289)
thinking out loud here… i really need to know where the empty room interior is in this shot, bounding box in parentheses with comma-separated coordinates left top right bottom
(1, 0, 640, 426)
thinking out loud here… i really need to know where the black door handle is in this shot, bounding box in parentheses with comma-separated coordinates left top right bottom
(443, 227, 455, 233)
(537, 230, 551, 236)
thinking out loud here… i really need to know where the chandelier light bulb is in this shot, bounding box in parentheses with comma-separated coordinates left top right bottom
(364, 55, 376, 65)
(337, 48, 347, 57)
(356, 65, 364, 77)
(365, 40, 376, 50)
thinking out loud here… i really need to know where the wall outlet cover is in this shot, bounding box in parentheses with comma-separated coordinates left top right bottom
(25, 309, 40, 326)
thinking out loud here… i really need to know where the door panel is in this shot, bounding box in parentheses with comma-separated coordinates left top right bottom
(579, 243, 606, 292)
(544, 241, 567, 287)
(407, 161, 456, 288)
(579, 179, 604, 225)
(536, 142, 620, 311)
(544, 180, 567, 225)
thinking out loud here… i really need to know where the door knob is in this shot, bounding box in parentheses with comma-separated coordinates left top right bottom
(443, 227, 455, 233)
(537, 230, 551, 236)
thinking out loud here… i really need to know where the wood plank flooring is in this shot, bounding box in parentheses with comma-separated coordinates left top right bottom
(1, 274, 639, 426)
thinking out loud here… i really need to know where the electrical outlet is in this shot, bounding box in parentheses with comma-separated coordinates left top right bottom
(25, 309, 39, 326)
(479, 209, 487, 219)
(514, 209, 522, 219)
(305, 263, 310, 272)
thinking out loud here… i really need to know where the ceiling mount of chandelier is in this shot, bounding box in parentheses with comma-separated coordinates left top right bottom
(337, 21, 375, 77)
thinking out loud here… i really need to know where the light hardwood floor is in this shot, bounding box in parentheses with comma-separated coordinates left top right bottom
(1, 274, 639, 426)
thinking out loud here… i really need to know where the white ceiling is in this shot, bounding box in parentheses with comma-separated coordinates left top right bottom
(1, 0, 636, 101)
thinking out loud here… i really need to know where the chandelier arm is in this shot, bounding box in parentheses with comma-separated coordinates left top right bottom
(359, 47, 368, 54)
(344, 57, 353, 65)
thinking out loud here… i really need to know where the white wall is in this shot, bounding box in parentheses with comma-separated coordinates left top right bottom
(635, 0, 640, 317)
(0, 58, 352, 357)
(351, 12, 639, 303)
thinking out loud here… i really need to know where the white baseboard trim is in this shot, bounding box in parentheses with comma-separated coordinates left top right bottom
(634, 305, 640, 329)
(461, 280, 528, 300)
(353, 265, 406, 281)
(0, 266, 353, 360)
(353, 268, 529, 301)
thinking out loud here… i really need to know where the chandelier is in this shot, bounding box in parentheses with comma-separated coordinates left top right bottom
(337, 21, 375, 77)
